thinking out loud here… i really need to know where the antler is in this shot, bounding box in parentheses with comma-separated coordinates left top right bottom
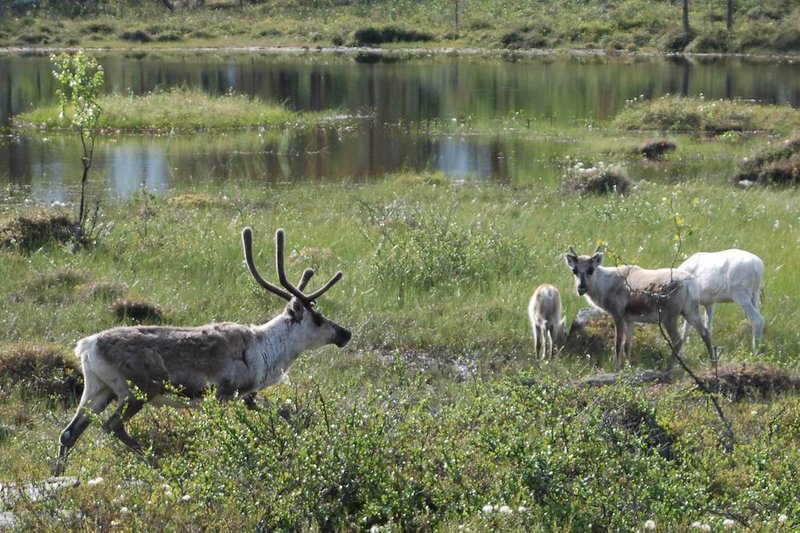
(242, 227, 343, 306)
(275, 229, 343, 305)
(242, 227, 293, 301)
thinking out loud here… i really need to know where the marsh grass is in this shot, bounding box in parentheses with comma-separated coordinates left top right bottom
(1, 174, 799, 529)
(613, 95, 800, 135)
(12, 87, 329, 133)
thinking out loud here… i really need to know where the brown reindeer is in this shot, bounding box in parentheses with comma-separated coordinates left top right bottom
(565, 246, 713, 370)
(54, 228, 350, 474)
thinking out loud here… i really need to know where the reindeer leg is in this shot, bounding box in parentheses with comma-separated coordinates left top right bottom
(613, 318, 626, 371)
(54, 369, 115, 476)
(623, 320, 634, 368)
(733, 292, 764, 353)
(664, 316, 683, 372)
(684, 309, 714, 361)
(102, 394, 146, 452)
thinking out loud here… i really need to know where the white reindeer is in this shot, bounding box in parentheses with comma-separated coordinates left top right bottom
(528, 283, 567, 359)
(678, 249, 764, 352)
(565, 246, 714, 370)
(54, 228, 351, 475)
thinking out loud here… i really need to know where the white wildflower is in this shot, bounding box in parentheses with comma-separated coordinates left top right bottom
(180, 494, 191, 502)
(87, 477, 104, 486)
(498, 505, 512, 514)
(481, 504, 493, 513)
(644, 519, 656, 530)
(119, 507, 131, 516)
(723, 518, 736, 528)
(778, 514, 788, 523)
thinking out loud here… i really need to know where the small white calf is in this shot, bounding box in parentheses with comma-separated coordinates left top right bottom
(678, 249, 764, 352)
(528, 284, 566, 359)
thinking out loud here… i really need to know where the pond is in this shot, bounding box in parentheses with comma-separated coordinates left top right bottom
(2, 51, 800, 201)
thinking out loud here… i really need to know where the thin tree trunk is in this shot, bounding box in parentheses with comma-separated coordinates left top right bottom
(683, 0, 691, 34)
(727, 0, 734, 31)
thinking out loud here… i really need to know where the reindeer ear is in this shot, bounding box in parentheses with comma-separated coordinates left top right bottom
(565, 247, 578, 268)
(591, 252, 604, 267)
(286, 298, 305, 323)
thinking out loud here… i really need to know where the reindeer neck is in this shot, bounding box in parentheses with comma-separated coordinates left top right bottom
(251, 314, 305, 387)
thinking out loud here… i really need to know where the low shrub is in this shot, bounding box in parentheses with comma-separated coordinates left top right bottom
(352, 26, 434, 46)
(361, 202, 527, 293)
(120, 29, 152, 43)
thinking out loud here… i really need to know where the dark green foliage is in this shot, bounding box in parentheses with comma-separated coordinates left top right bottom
(686, 29, 731, 53)
(119, 29, 152, 43)
(80, 22, 115, 35)
(0, 344, 82, 404)
(352, 26, 434, 46)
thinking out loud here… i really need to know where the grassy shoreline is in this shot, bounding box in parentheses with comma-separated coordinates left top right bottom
(0, 0, 799, 57)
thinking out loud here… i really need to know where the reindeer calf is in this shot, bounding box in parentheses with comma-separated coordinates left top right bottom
(528, 284, 566, 359)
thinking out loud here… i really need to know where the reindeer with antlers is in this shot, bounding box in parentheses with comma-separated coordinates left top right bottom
(54, 228, 350, 475)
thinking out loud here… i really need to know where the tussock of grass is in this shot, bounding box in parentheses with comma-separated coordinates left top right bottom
(12, 88, 321, 133)
(699, 362, 800, 401)
(0, 344, 82, 404)
(561, 161, 632, 195)
(732, 136, 800, 186)
(613, 96, 800, 135)
(0, 210, 77, 251)
(110, 297, 165, 324)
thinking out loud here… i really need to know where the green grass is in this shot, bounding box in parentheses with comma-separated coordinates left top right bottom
(1, 174, 800, 528)
(11, 87, 337, 133)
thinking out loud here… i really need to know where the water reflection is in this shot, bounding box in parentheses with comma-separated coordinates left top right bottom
(2, 52, 800, 199)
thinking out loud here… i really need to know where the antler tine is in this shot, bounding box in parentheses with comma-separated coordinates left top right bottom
(242, 227, 292, 301)
(297, 268, 314, 291)
(567, 245, 577, 256)
(275, 229, 344, 304)
(302, 270, 343, 302)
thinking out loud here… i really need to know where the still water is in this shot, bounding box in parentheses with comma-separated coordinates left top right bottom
(2, 51, 800, 200)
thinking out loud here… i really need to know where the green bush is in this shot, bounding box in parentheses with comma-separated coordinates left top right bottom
(352, 26, 434, 46)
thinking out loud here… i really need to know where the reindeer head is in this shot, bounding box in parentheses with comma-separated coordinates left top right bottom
(242, 227, 351, 349)
(565, 245, 603, 296)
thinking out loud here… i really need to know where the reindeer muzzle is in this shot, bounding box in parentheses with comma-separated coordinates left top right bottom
(334, 325, 352, 348)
